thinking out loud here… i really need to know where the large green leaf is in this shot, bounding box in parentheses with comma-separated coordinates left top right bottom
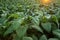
(32, 16, 39, 26)
(32, 35, 38, 40)
(4, 17, 24, 36)
(51, 15, 59, 28)
(16, 25, 28, 38)
(39, 35, 47, 40)
(41, 22, 52, 32)
(52, 29, 60, 38)
(48, 38, 59, 40)
(32, 25, 43, 33)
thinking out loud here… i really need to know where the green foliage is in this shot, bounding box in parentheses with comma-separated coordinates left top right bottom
(48, 38, 59, 40)
(39, 35, 47, 40)
(22, 37, 33, 40)
(0, 0, 60, 40)
(41, 22, 51, 32)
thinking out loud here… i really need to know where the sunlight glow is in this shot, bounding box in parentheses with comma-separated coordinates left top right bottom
(40, 0, 52, 5)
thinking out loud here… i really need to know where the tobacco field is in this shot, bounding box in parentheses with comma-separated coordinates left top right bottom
(0, 0, 60, 40)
